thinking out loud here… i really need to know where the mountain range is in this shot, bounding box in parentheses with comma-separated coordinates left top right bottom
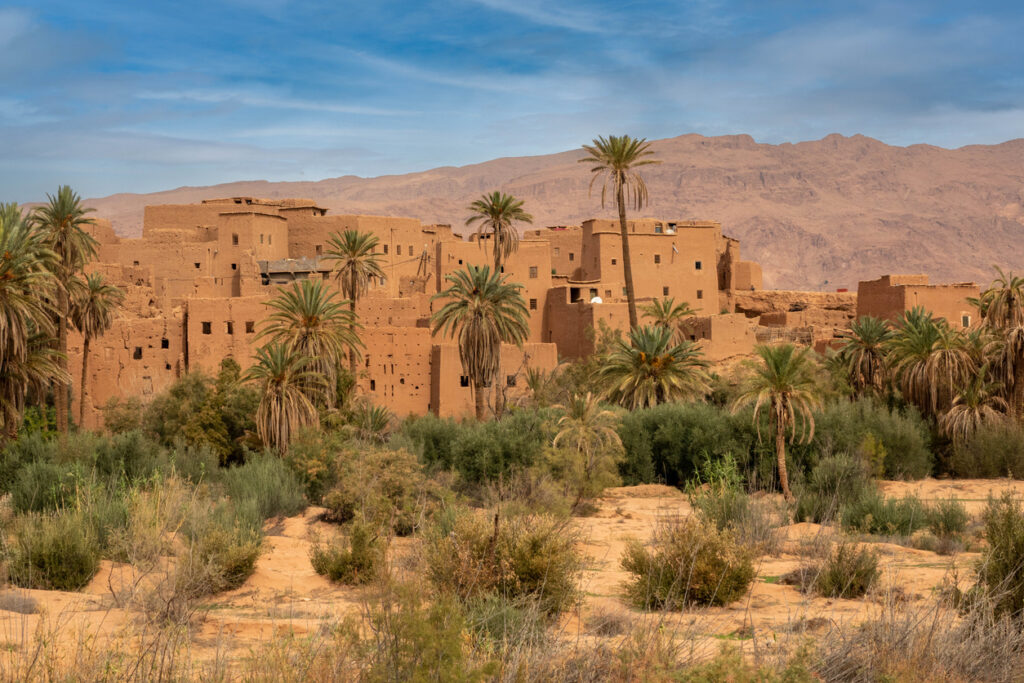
(82, 133, 1024, 290)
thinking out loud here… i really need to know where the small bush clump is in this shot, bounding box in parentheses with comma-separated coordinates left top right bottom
(951, 424, 1024, 479)
(4, 510, 101, 591)
(9, 460, 75, 513)
(621, 517, 755, 609)
(222, 453, 307, 520)
(840, 492, 930, 537)
(794, 454, 874, 524)
(310, 521, 383, 585)
(928, 497, 970, 542)
(812, 543, 880, 598)
(975, 493, 1024, 618)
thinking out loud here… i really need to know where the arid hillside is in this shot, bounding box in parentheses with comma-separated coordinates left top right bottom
(84, 133, 1024, 290)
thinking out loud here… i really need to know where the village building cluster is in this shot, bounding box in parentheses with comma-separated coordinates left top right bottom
(70, 197, 980, 429)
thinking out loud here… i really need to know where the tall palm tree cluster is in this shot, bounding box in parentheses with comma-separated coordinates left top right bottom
(835, 267, 1024, 446)
(0, 188, 124, 440)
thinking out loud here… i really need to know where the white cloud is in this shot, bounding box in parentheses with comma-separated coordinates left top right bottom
(136, 89, 408, 116)
(0, 8, 32, 46)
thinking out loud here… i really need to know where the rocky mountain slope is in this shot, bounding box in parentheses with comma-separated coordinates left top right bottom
(84, 133, 1024, 290)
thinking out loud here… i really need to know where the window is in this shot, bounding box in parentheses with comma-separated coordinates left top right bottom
(133, 260, 139, 266)
(194, 262, 200, 269)
(506, 374, 517, 387)
(231, 263, 237, 270)
(383, 244, 389, 254)
(315, 245, 322, 256)
(397, 245, 402, 256)
(622, 287, 628, 296)
(529, 298, 537, 310)
(605, 289, 611, 297)
(232, 234, 239, 245)
(569, 253, 575, 261)
(365, 355, 370, 368)
(458, 259, 463, 265)
(161, 338, 169, 349)
(133, 347, 142, 360)
(663, 286, 670, 296)
(554, 247, 560, 256)
(460, 376, 470, 387)
(260, 234, 264, 244)
(268, 234, 272, 245)
(590, 288, 598, 299)
(408, 245, 413, 256)
(696, 289, 704, 300)
(529, 266, 538, 278)
(245, 321, 255, 334)
(370, 379, 376, 391)
(201, 321, 211, 334)
(962, 314, 971, 328)
(165, 363, 172, 370)
(654, 254, 661, 264)
(695, 260, 702, 270)
(611, 258, 617, 265)
(655, 224, 664, 234)
(226, 321, 234, 335)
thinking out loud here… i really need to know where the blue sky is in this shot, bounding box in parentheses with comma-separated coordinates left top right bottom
(3, 0, 1023, 200)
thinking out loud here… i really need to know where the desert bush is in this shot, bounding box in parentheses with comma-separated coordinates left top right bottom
(975, 493, 1024, 618)
(181, 498, 263, 593)
(794, 453, 874, 523)
(424, 509, 581, 616)
(101, 396, 144, 433)
(811, 542, 879, 598)
(9, 460, 76, 513)
(621, 516, 755, 609)
(928, 497, 970, 541)
(322, 447, 436, 535)
(396, 414, 463, 470)
(449, 409, 555, 485)
(4, 510, 101, 591)
(463, 593, 547, 651)
(310, 520, 383, 585)
(951, 423, 1024, 478)
(689, 455, 782, 554)
(107, 477, 191, 566)
(840, 491, 930, 536)
(90, 430, 168, 482)
(222, 453, 306, 520)
(284, 427, 347, 504)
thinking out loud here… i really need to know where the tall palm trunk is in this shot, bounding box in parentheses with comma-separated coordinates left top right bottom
(616, 184, 638, 330)
(774, 399, 793, 500)
(474, 378, 487, 421)
(79, 335, 90, 428)
(349, 270, 358, 377)
(1013, 360, 1024, 421)
(55, 287, 69, 434)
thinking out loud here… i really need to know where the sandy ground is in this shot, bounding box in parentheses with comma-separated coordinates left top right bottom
(1, 478, 1020, 668)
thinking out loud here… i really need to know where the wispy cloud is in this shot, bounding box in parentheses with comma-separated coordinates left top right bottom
(463, 0, 611, 34)
(136, 89, 410, 117)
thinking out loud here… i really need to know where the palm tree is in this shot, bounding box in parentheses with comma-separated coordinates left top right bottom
(465, 191, 534, 272)
(579, 135, 661, 330)
(431, 265, 530, 420)
(552, 392, 623, 510)
(640, 297, 697, 341)
(258, 278, 361, 405)
(939, 364, 1007, 445)
(600, 325, 709, 410)
(351, 402, 393, 443)
(31, 186, 98, 434)
(323, 229, 384, 375)
(732, 344, 822, 500)
(243, 342, 326, 452)
(70, 273, 125, 428)
(887, 308, 974, 417)
(840, 316, 893, 398)
(0, 331, 67, 441)
(977, 267, 1024, 419)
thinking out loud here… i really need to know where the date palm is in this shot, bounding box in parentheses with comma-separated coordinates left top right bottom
(978, 267, 1024, 419)
(70, 273, 125, 428)
(887, 308, 974, 417)
(732, 344, 821, 501)
(841, 316, 893, 398)
(31, 186, 98, 433)
(431, 265, 529, 420)
(600, 325, 709, 409)
(553, 392, 623, 510)
(324, 229, 384, 375)
(1, 331, 67, 441)
(939, 364, 1007, 445)
(580, 135, 661, 330)
(258, 278, 361, 405)
(641, 297, 697, 341)
(465, 191, 533, 271)
(243, 342, 326, 452)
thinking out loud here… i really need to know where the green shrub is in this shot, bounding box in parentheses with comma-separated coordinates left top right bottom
(952, 424, 1024, 479)
(794, 454, 874, 523)
(323, 447, 435, 535)
(928, 497, 970, 540)
(840, 492, 929, 536)
(284, 428, 347, 504)
(812, 543, 879, 598)
(448, 409, 554, 485)
(222, 453, 307, 520)
(183, 499, 263, 592)
(976, 493, 1024, 617)
(9, 460, 76, 513)
(310, 521, 383, 585)
(396, 414, 463, 470)
(101, 396, 144, 434)
(621, 517, 755, 609)
(4, 510, 101, 591)
(689, 456, 782, 554)
(464, 594, 546, 651)
(91, 430, 167, 482)
(424, 509, 581, 616)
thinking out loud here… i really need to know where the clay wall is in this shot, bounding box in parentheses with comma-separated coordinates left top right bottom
(358, 327, 434, 415)
(527, 226, 583, 278)
(856, 275, 979, 327)
(683, 313, 758, 361)
(185, 295, 270, 373)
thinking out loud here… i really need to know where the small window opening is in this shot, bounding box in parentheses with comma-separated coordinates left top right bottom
(696, 289, 704, 300)
(232, 234, 239, 245)
(569, 252, 575, 261)
(201, 321, 212, 334)
(399, 378, 405, 385)
(315, 244, 322, 256)
(383, 244, 388, 254)
(553, 247, 560, 256)
(655, 224, 664, 234)
(133, 347, 142, 360)
(226, 321, 234, 335)
(260, 234, 264, 244)
(506, 375, 517, 387)
(245, 321, 255, 334)
(695, 260, 702, 270)
(161, 338, 169, 349)
(654, 254, 661, 264)
(529, 298, 538, 310)
(397, 245, 402, 256)
(370, 379, 376, 391)
(133, 260, 140, 266)
(663, 286, 670, 296)
(459, 376, 470, 387)
(611, 258, 617, 265)
(231, 263, 237, 270)
(165, 362, 172, 370)
(962, 315, 971, 328)
(529, 266, 538, 278)
(194, 262, 200, 269)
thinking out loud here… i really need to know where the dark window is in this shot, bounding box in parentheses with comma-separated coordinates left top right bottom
(226, 321, 234, 335)
(611, 258, 617, 265)
(569, 253, 575, 261)
(529, 266, 538, 278)
(231, 263, 237, 270)
(133, 347, 142, 360)
(165, 362, 172, 370)
(201, 321, 211, 334)
(529, 298, 537, 310)
(696, 289, 704, 299)
(133, 260, 140, 266)
(506, 374, 517, 387)
(605, 290, 611, 297)
(655, 224, 663, 234)
(397, 245, 402, 256)
(383, 244, 389, 254)
(232, 234, 239, 245)
(315, 244, 322, 256)
(962, 315, 971, 328)
(245, 321, 255, 334)
(260, 234, 264, 244)
(408, 245, 413, 255)
(268, 234, 272, 245)
(663, 286, 670, 296)
(554, 247, 560, 256)
(400, 377, 405, 385)
(695, 260, 702, 270)
(370, 379, 376, 391)
(194, 262, 200, 269)
(590, 288, 598, 299)
(161, 338, 169, 349)
(460, 376, 470, 387)
(654, 254, 661, 264)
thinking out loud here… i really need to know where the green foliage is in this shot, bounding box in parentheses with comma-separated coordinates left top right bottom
(283, 427, 347, 504)
(396, 414, 463, 471)
(4, 510, 101, 591)
(928, 497, 970, 540)
(222, 453, 307, 520)
(101, 396, 144, 434)
(689, 454, 781, 553)
(449, 409, 554, 484)
(794, 454, 875, 523)
(424, 509, 581, 616)
(9, 460, 76, 513)
(976, 493, 1024, 618)
(622, 517, 755, 609)
(182, 499, 263, 592)
(840, 491, 930, 536)
(309, 520, 383, 585)
(951, 423, 1024, 478)
(813, 543, 879, 598)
